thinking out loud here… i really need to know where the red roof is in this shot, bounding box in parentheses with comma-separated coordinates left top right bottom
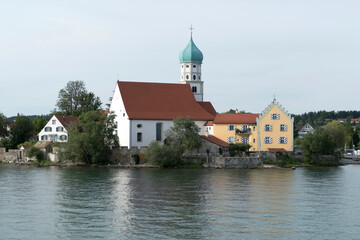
(197, 101, 217, 116)
(214, 113, 259, 124)
(204, 121, 213, 126)
(55, 115, 78, 128)
(117, 81, 215, 121)
(201, 135, 230, 148)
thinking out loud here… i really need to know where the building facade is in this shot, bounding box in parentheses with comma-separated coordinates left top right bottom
(38, 115, 77, 142)
(256, 99, 294, 151)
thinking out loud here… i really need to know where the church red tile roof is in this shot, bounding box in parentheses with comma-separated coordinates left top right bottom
(197, 101, 217, 116)
(201, 135, 229, 148)
(117, 81, 215, 121)
(214, 113, 259, 124)
(55, 115, 78, 128)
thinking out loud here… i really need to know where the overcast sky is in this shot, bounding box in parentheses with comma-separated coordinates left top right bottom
(1, 0, 359, 117)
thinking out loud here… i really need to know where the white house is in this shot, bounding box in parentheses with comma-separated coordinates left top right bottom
(38, 115, 77, 142)
(298, 123, 314, 139)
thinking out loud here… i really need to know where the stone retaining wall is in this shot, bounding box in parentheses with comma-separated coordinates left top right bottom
(207, 156, 263, 168)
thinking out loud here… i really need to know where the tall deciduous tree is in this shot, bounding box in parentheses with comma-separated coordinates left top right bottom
(10, 115, 33, 149)
(32, 116, 48, 134)
(56, 80, 102, 116)
(61, 111, 118, 164)
(0, 112, 8, 138)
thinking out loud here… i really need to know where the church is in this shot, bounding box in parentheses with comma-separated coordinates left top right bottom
(109, 33, 217, 148)
(109, 32, 294, 152)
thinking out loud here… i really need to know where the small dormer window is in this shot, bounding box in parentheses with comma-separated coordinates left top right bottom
(52, 120, 56, 125)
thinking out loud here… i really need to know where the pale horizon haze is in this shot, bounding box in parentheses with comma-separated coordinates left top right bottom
(1, 0, 359, 117)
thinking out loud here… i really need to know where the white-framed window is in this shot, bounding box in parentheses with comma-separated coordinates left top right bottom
(41, 135, 48, 140)
(227, 137, 236, 143)
(44, 127, 52, 132)
(227, 125, 236, 131)
(240, 125, 249, 131)
(280, 124, 287, 131)
(263, 124, 272, 131)
(270, 113, 280, 120)
(278, 137, 288, 144)
(241, 137, 249, 144)
(56, 126, 64, 132)
(263, 137, 272, 144)
(52, 120, 56, 125)
(253, 139, 255, 143)
(59, 135, 67, 141)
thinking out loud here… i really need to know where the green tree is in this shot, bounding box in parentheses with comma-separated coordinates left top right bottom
(56, 80, 102, 116)
(147, 117, 201, 167)
(10, 115, 33, 149)
(0, 112, 8, 138)
(32, 116, 48, 133)
(229, 143, 251, 156)
(26, 146, 44, 162)
(301, 121, 349, 163)
(60, 110, 118, 164)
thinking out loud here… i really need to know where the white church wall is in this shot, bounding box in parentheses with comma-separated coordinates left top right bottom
(130, 119, 207, 148)
(109, 84, 130, 148)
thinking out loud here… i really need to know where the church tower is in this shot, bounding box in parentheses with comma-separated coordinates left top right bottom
(179, 31, 204, 102)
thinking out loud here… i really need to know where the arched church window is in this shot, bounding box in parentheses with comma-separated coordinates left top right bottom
(192, 86, 197, 93)
(193, 75, 196, 80)
(186, 75, 189, 80)
(199, 76, 201, 80)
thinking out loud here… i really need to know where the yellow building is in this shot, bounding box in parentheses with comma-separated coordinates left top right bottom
(212, 113, 260, 151)
(210, 99, 294, 152)
(256, 99, 294, 152)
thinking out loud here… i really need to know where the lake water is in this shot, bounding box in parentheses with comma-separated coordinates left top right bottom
(1, 165, 360, 240)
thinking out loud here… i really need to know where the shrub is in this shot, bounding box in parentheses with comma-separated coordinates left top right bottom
(26, 147, 44, 162)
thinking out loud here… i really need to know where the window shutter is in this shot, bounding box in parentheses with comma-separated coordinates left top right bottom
(263, 125, 266, 131)
(270, 125, 272, 131)
(278, 137, 280, 143)
(240, 125, 244, 131)
(284, 125, 287, 131)
(284, 137, 288, 143)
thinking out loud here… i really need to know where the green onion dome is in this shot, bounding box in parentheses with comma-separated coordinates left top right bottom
(179, 35, 203, 63)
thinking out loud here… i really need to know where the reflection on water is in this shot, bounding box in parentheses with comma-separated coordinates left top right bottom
(1, 165, 360, 239)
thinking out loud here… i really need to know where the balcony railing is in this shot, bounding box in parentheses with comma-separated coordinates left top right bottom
(235, 128, 251, 135)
